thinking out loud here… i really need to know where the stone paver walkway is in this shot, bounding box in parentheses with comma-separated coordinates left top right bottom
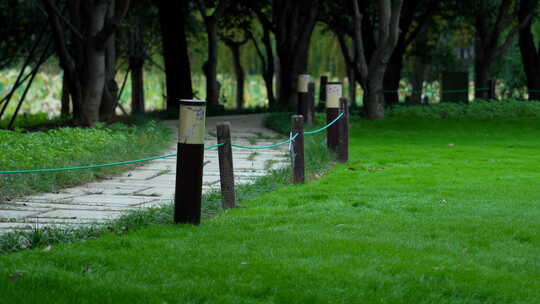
(0, 114, 289, 234)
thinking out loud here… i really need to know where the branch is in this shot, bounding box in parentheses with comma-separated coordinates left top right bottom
(250, 33, 267, 68)
(494, 13, 533, 57)
(96, 0, 131, 47)
(40, 0, 76, 73)
(351, 0, 368, 85)
(42, 0, 84, 40)
(213, 0, 227, 19)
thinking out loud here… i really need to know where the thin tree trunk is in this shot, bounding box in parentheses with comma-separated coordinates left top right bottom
(348, 67, 356, 108)
(130, 59, 145, 113)
(99, 0, 118, 122)
(273, 0, 319, 107)
(261, 25, 276, 107)
(410, 57, 426, 104)
(61, 73, 70, 116)
(157, 0, 193, 110)
(383, 47, 405, 106)
(518, 0, 540, 101)
(227, 43, 245, 109)
(203, 17, 220, 106)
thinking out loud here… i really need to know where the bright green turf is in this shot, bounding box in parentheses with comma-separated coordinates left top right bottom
(1, 118, 539, 303)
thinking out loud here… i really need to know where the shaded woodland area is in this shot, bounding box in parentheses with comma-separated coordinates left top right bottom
(1, 0, 540, 126)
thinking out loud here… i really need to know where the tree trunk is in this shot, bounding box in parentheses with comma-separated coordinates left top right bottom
(203, 16, 220, 106)
(61, 73, 71, 116)
(518, 0, 540, 101)
(273, 0, 319, 107)
(130, 58, 145, 114)
(157, 0, 193, 110)
(227, 43, 245, 109)
(383, 47, 405, 106)
(347, 67, 357, 109)
(261, 25, 276, 107)
(79, 1, 109, 126)
(474, 50, 490, 100)
(410, 57, 426, 104)
(364, 70, 386, 120)
(99, 0, 118, 122)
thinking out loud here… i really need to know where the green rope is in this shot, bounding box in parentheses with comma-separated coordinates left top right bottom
(2, 113, 351, 173)
(0, 143, 224, 174)
(304, 112, 344, 135)
(231, 133, 299, 150)
(0, 153, 177, 174)
(383, 88, 491, 94)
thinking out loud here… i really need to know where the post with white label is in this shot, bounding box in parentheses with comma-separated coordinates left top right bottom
(326, 82, 342, 152)
(297, 74, 310, 118)
(175, 99, 206, 225)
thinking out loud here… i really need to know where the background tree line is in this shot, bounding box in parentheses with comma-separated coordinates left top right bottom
(1, 0, 540, 126)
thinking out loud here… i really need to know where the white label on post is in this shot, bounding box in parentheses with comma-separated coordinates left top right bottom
(326, 84, 342, 108)
(178, 105, 206, 144)
(297, 74, 310, 93)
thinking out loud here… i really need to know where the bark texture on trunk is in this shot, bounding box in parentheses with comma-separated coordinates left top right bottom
(99, 0, 118, 122)
(252, 11, 276, 107)
(42, 0, 129, 126)
(273, 0, 319, 107)
(197, 0, 227, 106)
(350, 0, 404, 120)
(518, 0, 540, 101)
(157, 0, 193, 110)
(128, 26, 146, 114)
(225, 42, 246, 109)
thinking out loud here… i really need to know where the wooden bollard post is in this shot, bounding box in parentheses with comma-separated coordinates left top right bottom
(217, 122, 236, 209)
(318, 76, 328, 111)
(291, 115, 305, 183)
(306, 82, 315, 125)
(297, 74, 310, 117)
(326, 82, 342, 152)
(338, 97, 349, 163)
(175, 99, 206, 225)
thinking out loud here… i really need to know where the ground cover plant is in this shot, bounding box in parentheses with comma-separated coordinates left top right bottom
(1, 110, 539, 303)
(0, 120, 171, 200)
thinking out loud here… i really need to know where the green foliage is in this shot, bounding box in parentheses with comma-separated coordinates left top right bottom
(0, 121, 171, 200)
(387, 100, 540, 120)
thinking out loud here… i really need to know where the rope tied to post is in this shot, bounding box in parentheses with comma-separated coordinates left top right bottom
(0, 111, 346, 174)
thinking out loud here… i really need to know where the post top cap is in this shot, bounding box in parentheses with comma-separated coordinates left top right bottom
(179, 99, 206, 106)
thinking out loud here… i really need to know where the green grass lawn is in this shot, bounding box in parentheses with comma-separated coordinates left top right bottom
(1, 116, 539, 303)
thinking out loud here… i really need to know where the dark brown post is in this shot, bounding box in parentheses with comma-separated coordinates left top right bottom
(318, 76, 328, 111)
(175, 99, 206, 225)
(297, 74, 310, 117)
(326, 82, 342, 152)
(338, 98, 349, 163)
(291, 115, 305, 183)
(306, 82, 315, 125)
(217, 122, 236, 209)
